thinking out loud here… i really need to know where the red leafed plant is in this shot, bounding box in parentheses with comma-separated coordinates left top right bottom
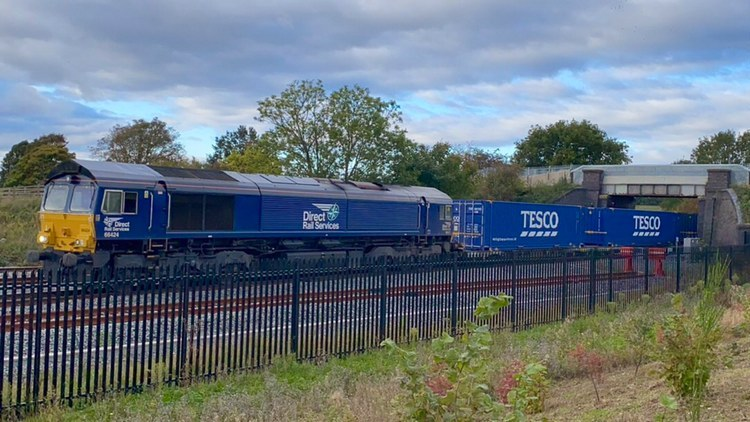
(494, 360, 525, 404)
(569, 344, 606, 403)
(425, 375, 452, 397)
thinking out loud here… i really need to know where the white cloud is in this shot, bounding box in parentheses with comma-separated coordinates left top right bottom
(0, 0, 749, 164)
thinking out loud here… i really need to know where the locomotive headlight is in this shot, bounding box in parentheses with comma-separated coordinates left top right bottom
(38, 235, 49, 244)
(74, 239, 83, 247)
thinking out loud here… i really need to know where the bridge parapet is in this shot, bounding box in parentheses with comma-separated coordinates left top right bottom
(571, 164, 750, 198)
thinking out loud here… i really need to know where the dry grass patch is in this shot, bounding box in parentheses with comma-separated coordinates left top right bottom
(537, 333, 750, 421)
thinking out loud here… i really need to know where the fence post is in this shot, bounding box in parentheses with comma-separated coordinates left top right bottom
(644, 248, 650, 294)
(588, 250, 596, 314)
(450, 253, 458, 335)
(378, 256, 388, 342)
(291, 263, 300, 357)
(176, 268, 190, 383)
(511, 251, 517, 331)
(561, 251, 568, 320)
(32, 269, 43, 410)
(675, 246, 681, 293)
(607, 249, 614, 303)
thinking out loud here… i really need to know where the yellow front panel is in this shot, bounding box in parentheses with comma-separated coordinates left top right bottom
(38, 212, 96, 253)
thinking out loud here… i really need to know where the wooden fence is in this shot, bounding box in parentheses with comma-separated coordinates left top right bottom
(0, 186, 43, 200)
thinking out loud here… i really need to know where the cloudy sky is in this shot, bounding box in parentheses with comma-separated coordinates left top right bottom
(1, 0, 749, 164)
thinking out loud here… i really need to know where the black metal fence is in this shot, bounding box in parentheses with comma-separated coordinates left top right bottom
(1, 245, 747, 413)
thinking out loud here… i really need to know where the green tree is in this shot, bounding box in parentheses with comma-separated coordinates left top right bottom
(327, 85, 408, 181)
(690, 130, 750, 164)
(0, 141, 32, 185)
(224, 140, 283, 175)
(257, 80, 332, 177)
(389, 142, 479, 198)
(91, 118, 185, 165)
(207, 125, 259, 166)
(257, 80, 414, 181)
(457, 147, 524, 200)
(477, 163, 524, 200)
(513, 119, 631, 167)
(1, 134, 74, 186)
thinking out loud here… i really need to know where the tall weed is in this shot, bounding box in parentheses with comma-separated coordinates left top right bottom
(655, 262, 726, 422)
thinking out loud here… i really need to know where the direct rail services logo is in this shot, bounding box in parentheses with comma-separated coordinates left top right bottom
(102, 216, 130, 238)
(520, 210, 559, 238)
(303, 203, 341, 230)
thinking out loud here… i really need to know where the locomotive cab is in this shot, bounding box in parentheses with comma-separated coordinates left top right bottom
(30, 175, 98, 268)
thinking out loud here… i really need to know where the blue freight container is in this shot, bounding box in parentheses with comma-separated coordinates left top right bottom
(582, 208, 686, 247)
(677, 213, 699, 238)
(452, 200, 585, 250)
(453, 199, 698, 250)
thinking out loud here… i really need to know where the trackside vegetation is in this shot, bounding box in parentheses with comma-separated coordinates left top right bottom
(22, 262, 750, 422)
(0, 197, 40, 266)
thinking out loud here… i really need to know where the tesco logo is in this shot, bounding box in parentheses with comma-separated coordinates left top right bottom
(633, 215, 661, 230)
(521, 210, 559, 229)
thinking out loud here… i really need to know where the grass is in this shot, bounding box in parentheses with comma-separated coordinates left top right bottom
(25, 351, 400, 421)
(0, 197, 39, 266)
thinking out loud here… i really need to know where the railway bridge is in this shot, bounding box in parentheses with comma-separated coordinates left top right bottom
(541, 164, 750, 247)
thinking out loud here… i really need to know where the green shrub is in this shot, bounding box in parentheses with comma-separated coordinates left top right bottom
(655, 291, 724, 421)
(506, 362, 549, 415)
(382, 295, 516, 421)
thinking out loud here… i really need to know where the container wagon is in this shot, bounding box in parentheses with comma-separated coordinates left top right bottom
(453, 200, 698, 251)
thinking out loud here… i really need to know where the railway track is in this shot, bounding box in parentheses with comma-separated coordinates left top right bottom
(1, 270, 648, 332)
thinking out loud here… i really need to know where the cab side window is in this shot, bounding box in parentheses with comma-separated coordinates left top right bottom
(443, 205, 452, 220)
(123, 192, 138, 213)
(102, 190, 138, 214)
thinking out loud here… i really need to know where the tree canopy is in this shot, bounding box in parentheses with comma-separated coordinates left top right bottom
(1, 134, 75, 186)
(223, 139, 283, 175)
(90, 118, 186, 165)
(207, 125, 259, 166)
(689, 130, 750, 164)
(257, 80, 332, 177)
(512, 119, 631, 167)
(327, 85, 409, 181)
(257, 80, 411, 181)
(387, 143, 482, 199)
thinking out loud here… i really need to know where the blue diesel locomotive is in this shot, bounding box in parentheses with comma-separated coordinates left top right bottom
(29, 160, 455, 270)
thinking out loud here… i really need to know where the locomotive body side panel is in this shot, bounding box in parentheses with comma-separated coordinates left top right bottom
(347, 199, 419, 232)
